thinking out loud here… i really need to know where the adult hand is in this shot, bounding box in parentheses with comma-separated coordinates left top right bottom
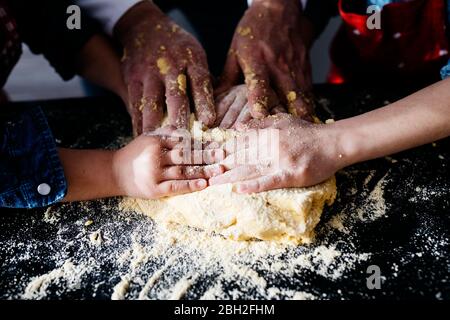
(209, 114, 346, 193)
(115, 1, 216, 135)
(217, 0, 314, 121)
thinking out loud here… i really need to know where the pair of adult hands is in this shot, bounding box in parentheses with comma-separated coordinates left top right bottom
(115, 0, 314, 136)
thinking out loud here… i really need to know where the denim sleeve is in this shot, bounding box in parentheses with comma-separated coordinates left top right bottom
(0, 106, 67, 208)
(441, 60, 450, 80)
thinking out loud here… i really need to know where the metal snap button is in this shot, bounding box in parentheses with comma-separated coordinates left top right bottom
(37, 183, 51, 196)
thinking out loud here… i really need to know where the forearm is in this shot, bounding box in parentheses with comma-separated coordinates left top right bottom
(334, 78, 450, 168)
(75, 34, 127, 101)
(59, 148, 120, 202)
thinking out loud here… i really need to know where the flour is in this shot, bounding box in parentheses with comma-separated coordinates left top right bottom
(168, 274, 199, 300)
(11, 161, 422, 300)
(22, 259, 94, 300)
(43, 207, 60, 225)
(99, 218, 370, 300)
(356, 173, 388, 222)
(111, 275, 130, 300)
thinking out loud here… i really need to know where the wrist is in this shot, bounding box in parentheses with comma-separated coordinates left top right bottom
(329, 120, 364, 169)
(114, 1, 163, 44)
(59, 149, 120, 201)
(111, 149, 127, 197)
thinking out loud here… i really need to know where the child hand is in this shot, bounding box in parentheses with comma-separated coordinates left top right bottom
(113, 129, 224, 199)
(215, 85, 286, 129)
(210, 114, 344, 193)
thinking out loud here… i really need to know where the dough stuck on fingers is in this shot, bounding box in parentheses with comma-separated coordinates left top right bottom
(125, 117, 337, 244)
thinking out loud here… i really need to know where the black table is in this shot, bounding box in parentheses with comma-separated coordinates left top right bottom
(1, 85, 449, 300)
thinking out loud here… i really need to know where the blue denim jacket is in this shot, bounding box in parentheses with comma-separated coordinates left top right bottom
(0, 106, 67, 208)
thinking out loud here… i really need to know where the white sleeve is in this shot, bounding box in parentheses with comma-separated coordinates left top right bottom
(75, 0, 143, 35)
(247, 0, 307, 9)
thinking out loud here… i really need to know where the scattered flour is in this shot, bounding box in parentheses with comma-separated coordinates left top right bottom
(12, 166, 399, 300)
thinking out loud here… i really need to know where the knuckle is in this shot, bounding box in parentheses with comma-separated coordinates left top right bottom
(188, 181, 198, 191)
(253, 180, 262, 191)
(297, 164, 312, 179)
(174, 166, 184, 177)
(169, 182, 178, 193)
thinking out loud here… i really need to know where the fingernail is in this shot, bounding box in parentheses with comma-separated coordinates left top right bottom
(236, 184, 247, 193)
(213, 164, 225, 176)
(196, 179, 207, 188)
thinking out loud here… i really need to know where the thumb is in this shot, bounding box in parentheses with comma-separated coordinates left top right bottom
(216, 50, 240, 96)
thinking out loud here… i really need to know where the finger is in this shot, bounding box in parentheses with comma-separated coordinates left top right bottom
(144, 125, 190, 148)
(291, 35, 313, 91)
(187, 66, 216, 127)
(215, 89, 237, 126)
(162, 164, 224, 180)
(142, 78, 165, 132)
(235, 173, 288, 194)
(269, 67, 311, 119)
(163, 148, 225, 165)
(242, 61, 272, 119)
(236, 114, 292, 131)
(209, 166, 260, 186)
(292, 58, 311, 91)
(271, 105, 287, 115)
(231, 104, 252, 129)
(128, 82, 143, 136)
(202, 148, 226, 164)
(159, 135, 186, 149)
(157, 179, 207, 196)
(220, 149, 253, 170)
(222, 133, 254, 155)
(219, 90, 247, 128)
(216, 50, 241, 96)
(164, 69, 190, 129)
(303, 57, 314, 92)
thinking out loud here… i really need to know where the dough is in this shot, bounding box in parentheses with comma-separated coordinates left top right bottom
(127, 120, 337, 244)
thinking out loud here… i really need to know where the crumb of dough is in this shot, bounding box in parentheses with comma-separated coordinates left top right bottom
(177, 74, 187, 94)
(287, 91, 297, 103)
(111, 275, 130, 300)
(312, 116, 322, 124)
(252, 102, 265, 113)
(139, 97, 147, 111)
(89, 230, 102, 246)
(157, 58, 170, 75)
(385, 156, 398, 164)
(237, 26, 252, 36)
